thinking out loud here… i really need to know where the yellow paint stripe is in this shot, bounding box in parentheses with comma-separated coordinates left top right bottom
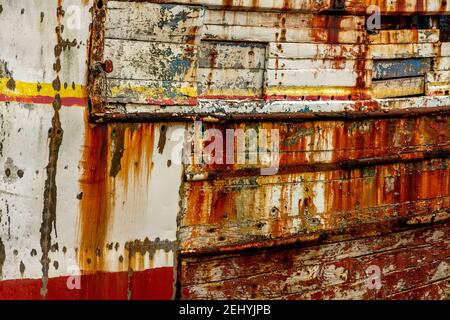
(265, 86, 371, 98)
(0, 77, 85, 101)
(110, 85, 197, 99)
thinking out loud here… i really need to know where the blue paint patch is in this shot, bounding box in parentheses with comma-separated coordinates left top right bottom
(373, 58, 431, 80)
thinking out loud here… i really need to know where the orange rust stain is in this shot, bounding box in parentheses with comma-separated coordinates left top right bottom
(185, 182, 207, 225)
(282, 0, 291, 10)
(78, 122, 155, 273)
(310, 15, 340, 44)
(279, 16, 287, 42)
(78, 123, 110, 273)
(209, 191, 235, 224)
(114, 123, 155, 199)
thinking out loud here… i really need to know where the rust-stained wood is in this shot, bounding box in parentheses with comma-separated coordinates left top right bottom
(204, 10, 365, 30)
(368, 29, 440, 44)
(128, 0, 334, 12)
(180, 222, 450, 299)
(185, 117, 450, 176)
(368, 43, 438, 59)
(269, 43, 366, 59)
(198, 68, 264, 99)
(198, 42, 266, 69)
(177, 113, 449, 257)
(106, 1, 205, 44)
(344, 0, 450, 14)
(180, 153, 449, 253)
(265, 69, 371, 87)
(372, 77, 425, 98)
(197, 41, 266, 99)
(203, 24, 365, 44)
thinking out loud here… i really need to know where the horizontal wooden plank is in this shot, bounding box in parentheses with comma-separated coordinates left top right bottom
(441, 42, 450, 56)
(368, 29, 439, 44)
(372, 59, 432, 80)
(265, 69, 369, 87)
(344, 0, 450, 14)
(106, 1, 204, 44)
(369, 43, 438, 59)
(107, 78, 197, 105)
(180, 159, 450, 252)
(267, 58, 371, 71)
(425, 83, 450, 96)
(181, 223, 450, 289)
(121, 0, 333, 12)
(434, 57, 450, 71)
(371, 77, 425, 98)
(426, 71, 450, 83)
(105, 39, 197, 82)
(264, 87, 370, 100)
(197, 68, 264, 99)
(198, 42, 266, 69)
(184, 117, 450, 176)
(269, 43, 366, 59)
(203, 24, 364, 43)
(204, 10, 365, 30)
(181, 225, 450, 299)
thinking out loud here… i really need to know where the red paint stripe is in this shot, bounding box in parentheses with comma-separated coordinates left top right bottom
(199, 95, 261, 101)
(264, 95, 353, 101)
(0, 267, 174, 300)
(145, 97, 198, 106)
(0, 94, 86, 107)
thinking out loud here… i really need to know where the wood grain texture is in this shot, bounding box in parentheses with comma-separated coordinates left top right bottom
(180, 222, 450, 299)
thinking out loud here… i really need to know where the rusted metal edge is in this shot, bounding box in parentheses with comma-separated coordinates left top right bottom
(186, 148, 450, 181)
(89, 106, 450, 124)
(87, 0, 107, 115)
(179, 213, 450, 257)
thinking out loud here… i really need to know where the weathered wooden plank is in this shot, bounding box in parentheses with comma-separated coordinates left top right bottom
(372, 59, 432, 80)
(371, 77, 425, 98)
(426, 71, 450, 83)
(105, 39, 197, 82)
(266, 58, 371, 71)
(106, 1, 204, 44)
(180, 159, 450, 252)
(344, 0, 450, 14)
(197, 68, 264, 99)
(369, 43, 438, 59)
(203, 24, 365, 44)
(121, 0, 333, 12)
(441, 42, 450, 56)
(180, 223, 450, 299)
(184, 118, 450, 176)
(181, 223, 450, 286)
(368, 29, 439, 44)
(107, 78, 197, 105)
(269, 43, 366, 59)
(434, 57, 450, 71)
(198, 42, 266, 69)
(387, 279, 450, 300)
(204, 10, 365, 30)
(265, 69, 368, 87)
(264, 87, 370, 100)
(425, 83, 450, 96)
